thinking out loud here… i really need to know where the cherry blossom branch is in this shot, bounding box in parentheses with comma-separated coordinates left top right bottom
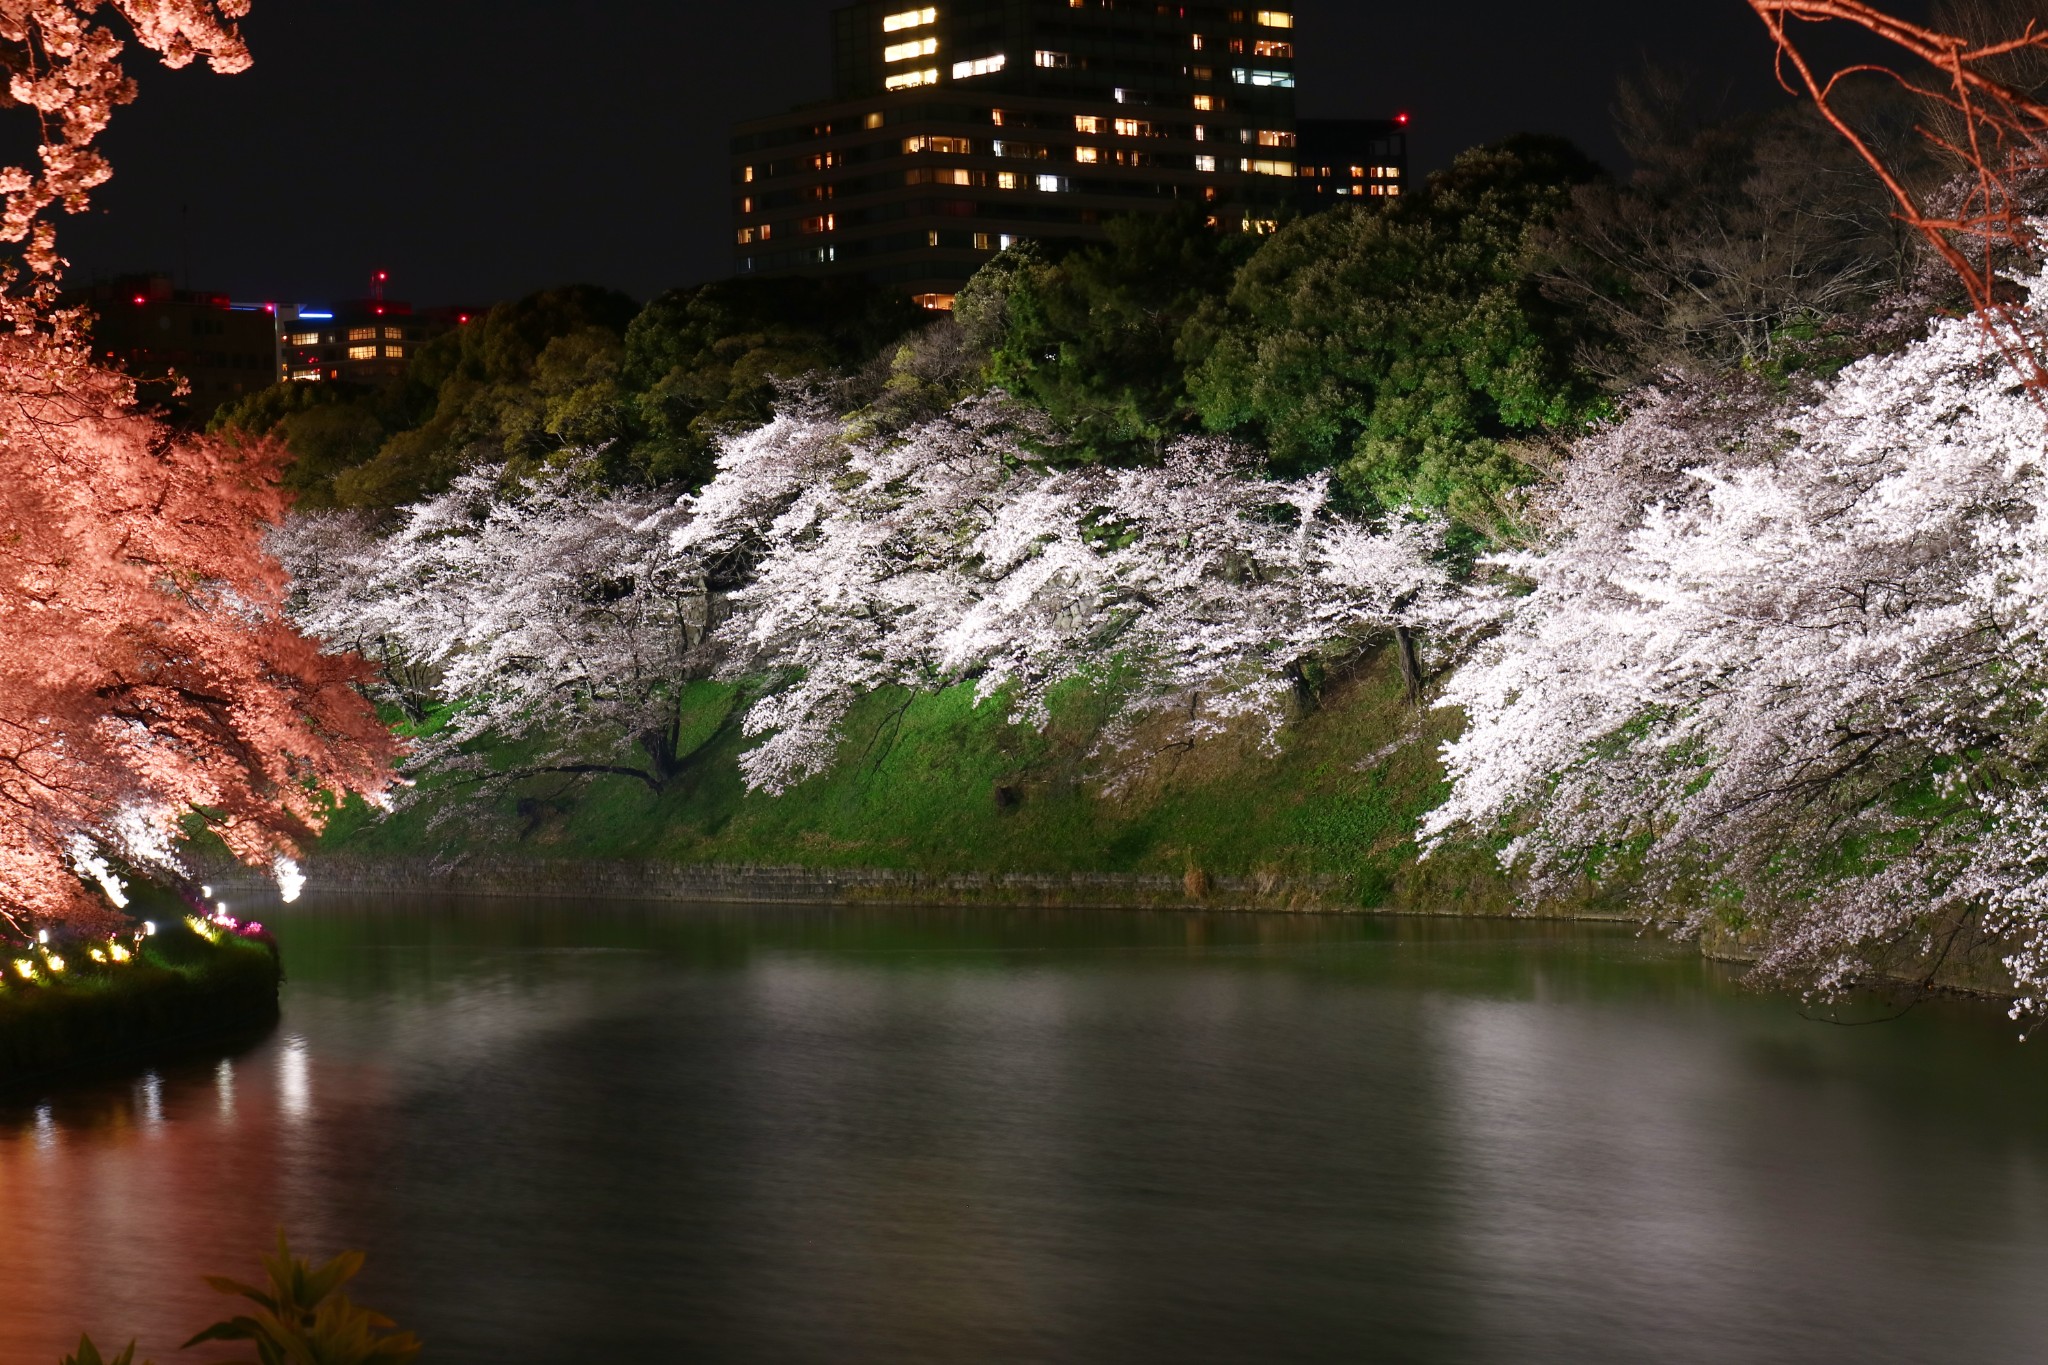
(0, 2, 249, 334)
(1748, 0, 2048, 385)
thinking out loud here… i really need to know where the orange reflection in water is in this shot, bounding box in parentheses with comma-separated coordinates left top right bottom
(0, 1036, 393, 1362)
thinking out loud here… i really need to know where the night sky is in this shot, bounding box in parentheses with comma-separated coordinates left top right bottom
(59, 1, 1864, 309)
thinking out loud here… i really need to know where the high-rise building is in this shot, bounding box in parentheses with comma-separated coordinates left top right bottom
(732, 1, 1310, 309)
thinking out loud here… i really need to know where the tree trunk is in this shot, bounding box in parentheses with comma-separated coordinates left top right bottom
(1394, 625, 1424, 705)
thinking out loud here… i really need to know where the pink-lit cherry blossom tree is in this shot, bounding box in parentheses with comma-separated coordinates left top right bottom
(0, 2, 399, 940)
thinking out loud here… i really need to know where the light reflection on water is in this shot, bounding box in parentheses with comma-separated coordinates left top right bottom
(1, 898, 2046, 1364)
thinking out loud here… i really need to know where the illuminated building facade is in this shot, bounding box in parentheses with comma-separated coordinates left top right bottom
(734, 0, 1311, 308)
(276, 297, 469, 384)
(75, 274, 278, 420)
(1294, 116, 1408, 206)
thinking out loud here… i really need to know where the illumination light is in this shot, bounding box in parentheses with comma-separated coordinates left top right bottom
(13, 959, 34, 980)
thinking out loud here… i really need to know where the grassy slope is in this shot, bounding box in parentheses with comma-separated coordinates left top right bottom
(322, 648, 1512, 912)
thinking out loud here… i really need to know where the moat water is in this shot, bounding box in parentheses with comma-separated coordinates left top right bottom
(4, 897, 2048, 1363)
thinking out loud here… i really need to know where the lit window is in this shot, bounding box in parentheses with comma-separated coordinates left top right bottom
(953, 53, 1006, 78)
(801, 214, 836, 233)
(1256, 9, 1293, 26)
(1257, 129, 1296, 147)
(928, 230, 941, 247)
(1384, 165, 1401, 178)
(997, 170, 1020, 189)
(1243, 217, 1279, 233)
(904, 134, 973, 153)
(1034, 49, 1070, 67)
(383, 326, 403, 339)
(288, 368, 321, 382)
(1192, 94, 1214, 110)
(974, 232, 992, 250)
(1000, 233, 1018, 249)
(882, 7, 936, 31)
(1075, 146, 1098, 163)
(737, 226, 757, 244)
(912, 292, 955, 311)
(991, 108, 1006, 125)
(286, 331, 319, 346)
(759, 223, 772, 240)
(865, 111, 885, 129)
(1232, 68, 1295, 87)
(1387, 185, 1400, 196)
(885, 66, 940, 89)
(1350, 164, 1367, 177)
(384, 344, 404, 358)
(347, 344, 377, 360)
(743, 165, 754, 182)
(1113, 117, 1150, 136)
(348, 326, 376, 341)
(885, 36, 938, 62)
(1074, 115, 1102, 133)
(1036, 173, 1069, 192)
(1195, 154, 1217, 172)
(1191, 33, 1205, 49)
(1191, 65, 1212, 81)
(1252, 40, 1292, 57)
(1241, 157, 1294, 175)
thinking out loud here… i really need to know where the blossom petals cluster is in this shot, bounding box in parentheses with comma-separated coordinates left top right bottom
(1425, 284, 2048, 1010)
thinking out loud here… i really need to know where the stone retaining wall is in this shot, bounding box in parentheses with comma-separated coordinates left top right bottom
(202, 854, 1428, 915)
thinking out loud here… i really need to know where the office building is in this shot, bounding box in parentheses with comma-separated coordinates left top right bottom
(277, 282, 470, 385)
(76, 275, 278, 419)
(1295, 116, 1408, 207)
(732, 0, 1312, 308)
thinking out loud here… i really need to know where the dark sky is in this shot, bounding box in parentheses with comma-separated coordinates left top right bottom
(61, 1, 1835, 308)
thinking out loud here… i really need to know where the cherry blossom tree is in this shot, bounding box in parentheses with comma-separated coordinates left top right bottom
(276, 459, 700, 800)
(287, 394, 1468, 805)
(0, 2, 401, 940)
(1424, 272, 2048, 1015)
(3, 357, 399, 938)
(684, 395, 1466, 794)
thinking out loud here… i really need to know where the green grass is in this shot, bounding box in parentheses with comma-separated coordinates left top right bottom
(0, 915, 281, 1084)
(321, 646, 1513, 911)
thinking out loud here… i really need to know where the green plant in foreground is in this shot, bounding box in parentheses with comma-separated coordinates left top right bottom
(60, 1337, 141, 1365)
(65, 1231, 420, 1365)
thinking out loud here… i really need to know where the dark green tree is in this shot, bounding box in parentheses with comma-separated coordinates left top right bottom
(1186, 135, 1609, 525)
(978, 207, 1256, 461)
(616, 275, 923, 485)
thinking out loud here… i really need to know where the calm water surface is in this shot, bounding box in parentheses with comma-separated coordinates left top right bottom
(3, 897, 2048, 1363)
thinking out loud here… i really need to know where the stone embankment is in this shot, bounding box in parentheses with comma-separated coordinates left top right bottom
(206, 853, 1612, 917)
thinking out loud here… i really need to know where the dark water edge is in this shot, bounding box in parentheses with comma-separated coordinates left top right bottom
(3, 896, 2047, 1365)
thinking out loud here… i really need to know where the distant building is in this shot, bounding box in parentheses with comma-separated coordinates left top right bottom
(75, 275, 277, 419)
(733, 0, 1335, 309)
(1295, 116, 1408, 207)
(277, 293, 471, 385)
